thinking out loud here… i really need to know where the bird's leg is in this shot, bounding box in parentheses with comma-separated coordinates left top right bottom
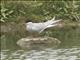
(30, 32, 34, 38)
(28, 32, 40, 38)
(32, 32, 40, 38)
(27, 32, 33, 38)
(29, 32, 37, 38)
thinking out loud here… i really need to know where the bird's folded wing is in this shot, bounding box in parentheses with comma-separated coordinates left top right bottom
(32, 23, 46, 31)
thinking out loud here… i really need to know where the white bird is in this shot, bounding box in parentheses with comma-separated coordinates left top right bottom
(26, 17, 61, 34)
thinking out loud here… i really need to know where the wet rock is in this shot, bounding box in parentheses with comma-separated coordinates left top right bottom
(17, 37, 61, 49)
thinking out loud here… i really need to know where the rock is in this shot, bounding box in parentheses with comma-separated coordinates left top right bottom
(17, 37, 61, 49)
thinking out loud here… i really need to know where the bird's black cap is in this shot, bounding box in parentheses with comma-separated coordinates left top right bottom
(25, 19, 32, 23)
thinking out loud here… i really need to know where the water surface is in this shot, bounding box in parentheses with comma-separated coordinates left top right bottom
(1, 26, 80, 60)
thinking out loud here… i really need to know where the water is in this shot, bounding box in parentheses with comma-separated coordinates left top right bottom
(1, 48, 80, 60)
(1, 25, 80, 60)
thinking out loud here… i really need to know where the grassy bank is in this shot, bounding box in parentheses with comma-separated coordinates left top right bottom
(1, 1, 80, 22)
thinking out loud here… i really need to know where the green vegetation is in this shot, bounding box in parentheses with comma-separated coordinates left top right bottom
(0, 1, 80, 22)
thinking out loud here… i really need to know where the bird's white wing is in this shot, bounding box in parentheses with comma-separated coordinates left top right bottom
(44, 17, 55, 26)
(31, 23, 46, 32)
(45, 17, 61, 26)
(46, 24, 58, 28)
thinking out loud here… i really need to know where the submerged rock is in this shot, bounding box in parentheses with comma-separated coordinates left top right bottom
(17, 37, 61, 49)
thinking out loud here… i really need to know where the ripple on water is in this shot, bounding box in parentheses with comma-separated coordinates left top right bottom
(1, 48, 80, 60)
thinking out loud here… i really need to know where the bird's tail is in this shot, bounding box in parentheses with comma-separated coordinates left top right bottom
(46, 24, 58, 28)
(45, 17, 61, 26)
